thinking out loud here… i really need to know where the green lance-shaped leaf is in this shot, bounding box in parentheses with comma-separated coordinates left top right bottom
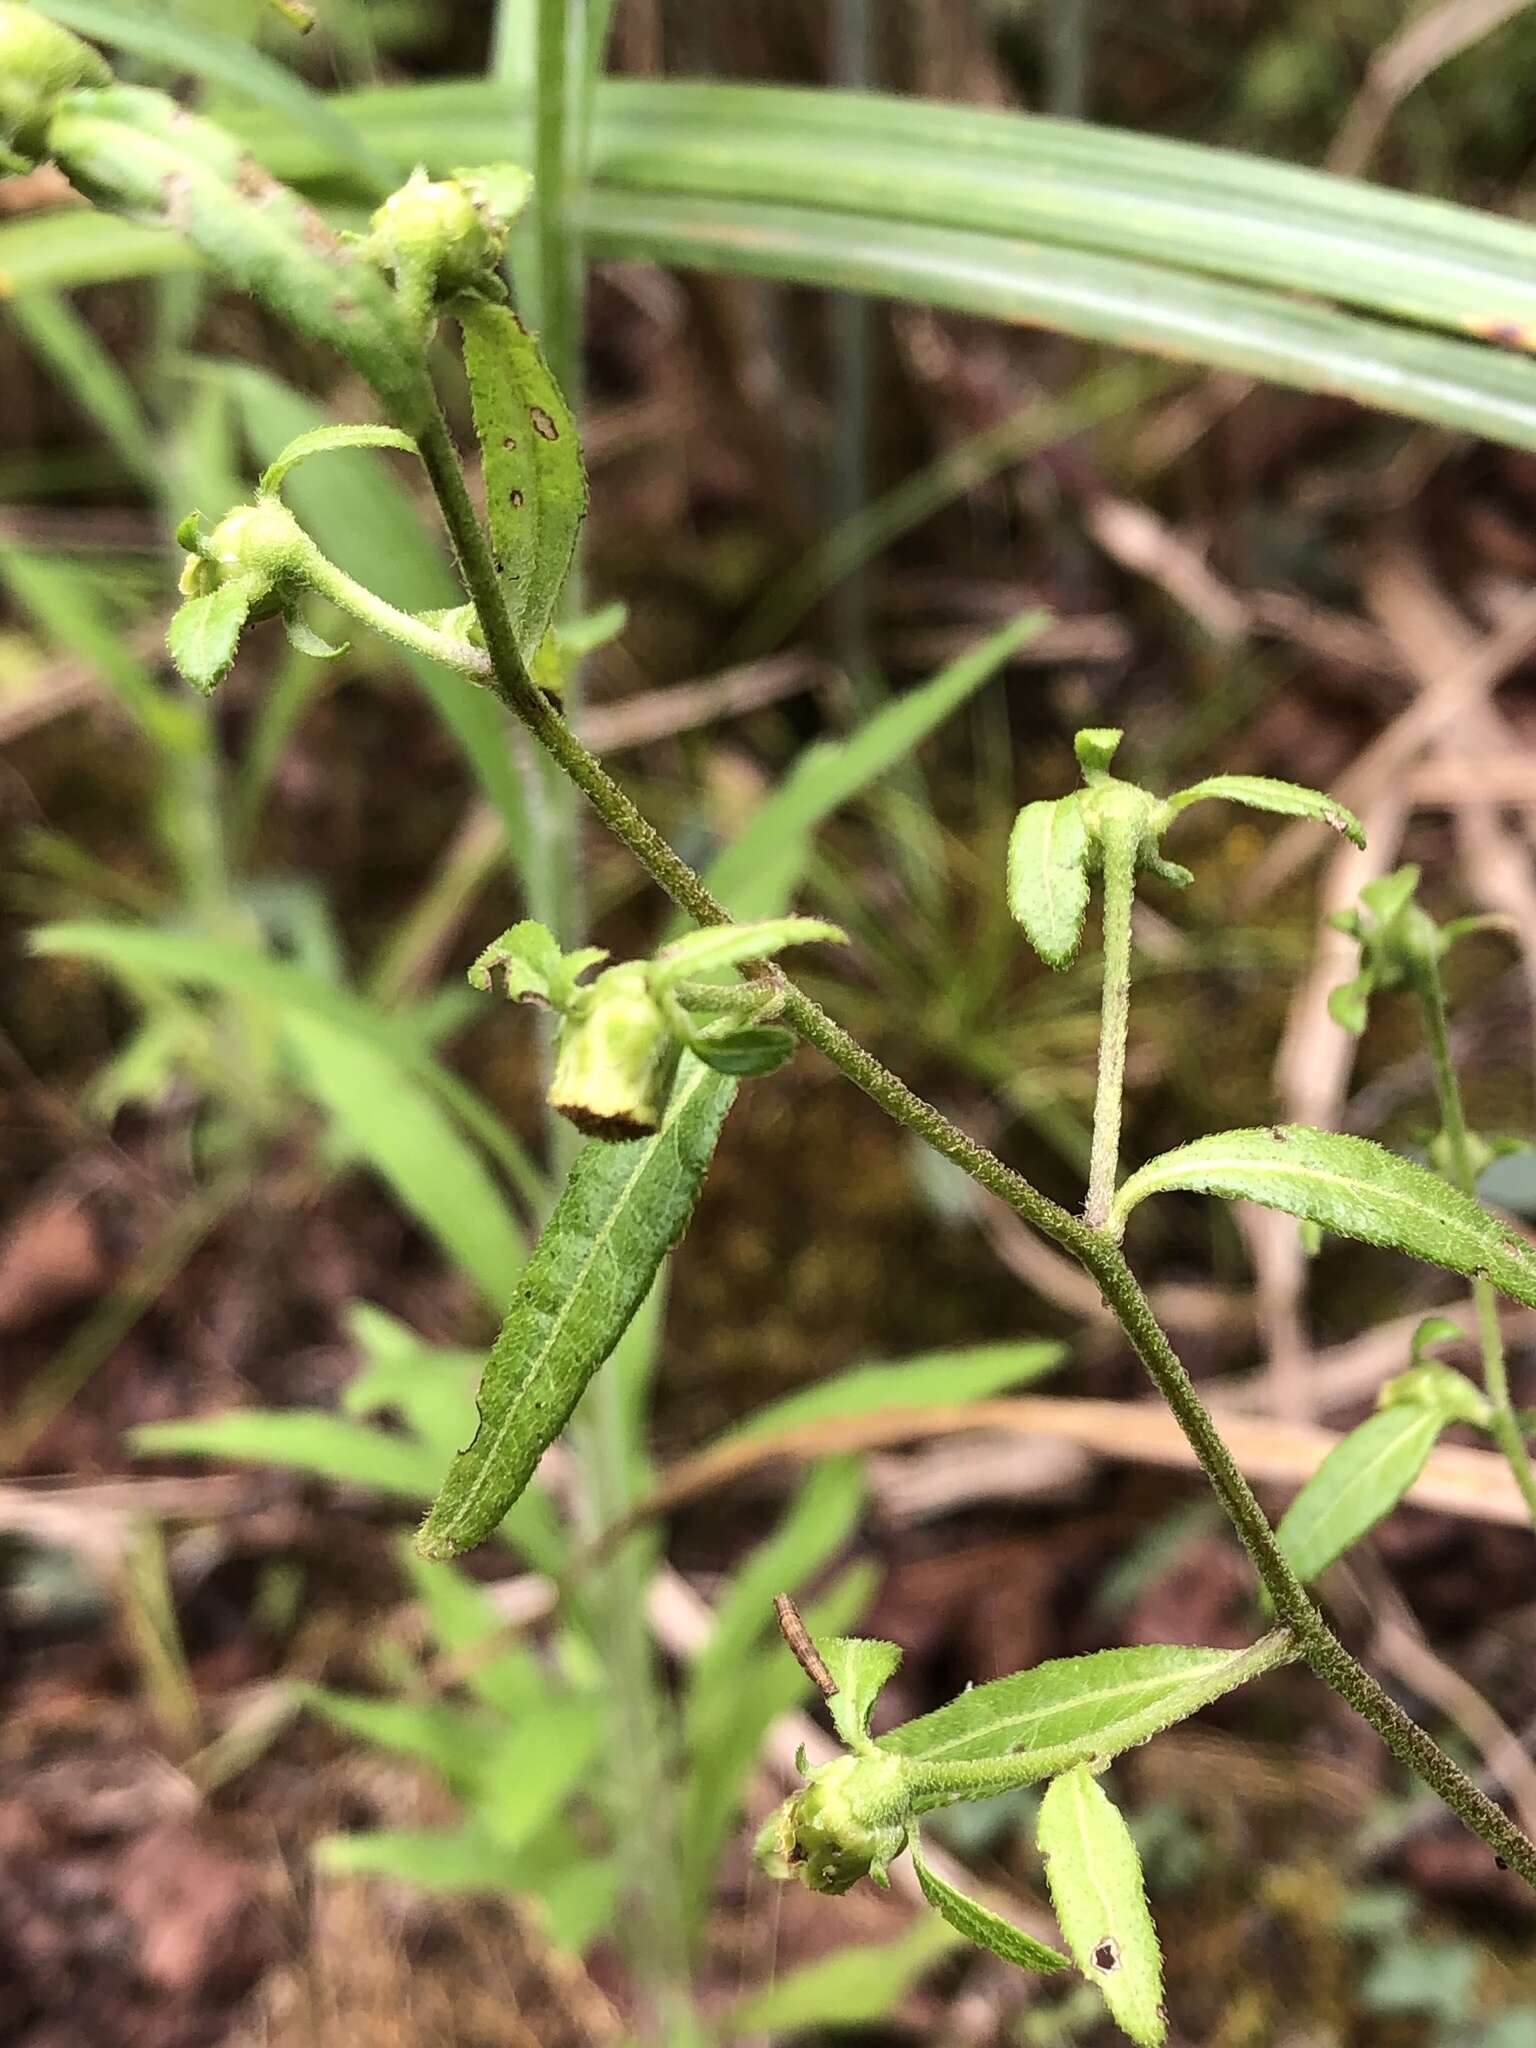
(910, 1841, 1069, 1975)
(1007, 793, 1092, 970)
(1275, 1406, 1445, 1585)
(458, 299, 587, 675)
(1160, 774, 1365, 849)
(258, 423, 419, 496)
(418, 1054, 735, 1559)
(650, 915, 846, 990)
(1112, 1125, 1536, 1310)
(42, 84, 433, 430)
(166, 575, 262, 693)
(821, 1636, 903, 1751)
(1038, 1767, 1165, 2048)
(881, 1637, 1291, 1774)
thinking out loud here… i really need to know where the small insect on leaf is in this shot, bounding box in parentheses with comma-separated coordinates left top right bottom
(775, 1595, 838, 1699)
(1007, 794, 1092, 970)
(910, 1841, 1068, 1975)
(1112, 1125, 1536, 1311)
(1038, 1766, 1165, 2047)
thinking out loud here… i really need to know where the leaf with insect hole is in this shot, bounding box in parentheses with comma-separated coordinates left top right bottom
(458, 300, 586, 680)
(1038, 1766, 1164, 2047)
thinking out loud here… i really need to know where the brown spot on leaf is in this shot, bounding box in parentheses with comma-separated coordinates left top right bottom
(508, 489, 524, 507)
(502, 435, 518, 451)
(1092, 1939, 1120, 1973)
(160, 172, 193, 233)
(530, 405, 559, 441)
(1466, 315, 1536, 352)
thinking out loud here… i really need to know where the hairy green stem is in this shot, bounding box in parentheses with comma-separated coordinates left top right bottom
(1085, 813, 1137, 1228)
(1415, 965, 1536, 1531)
(297, 548, 490, 677)
(410, 392, 1536, 1895)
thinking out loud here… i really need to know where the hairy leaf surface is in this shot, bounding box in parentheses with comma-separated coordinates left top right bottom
(1038, 1767, 1164, 2047)
(1114, 1126, 1536, 1308)
(418, 1055, 734, 1558)
(911, 1844, 1068, 1974)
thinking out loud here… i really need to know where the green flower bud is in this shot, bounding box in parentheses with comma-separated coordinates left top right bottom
(756, 1753, 910, 1896)
(179, 498, 309, 615)
(0, 3, 110, 159)
(549, 963, 679, 1142)
(361, 166, 507, 324)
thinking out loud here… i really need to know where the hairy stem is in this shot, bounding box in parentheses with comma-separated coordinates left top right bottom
(1416, 965, 1536, 1531)
(298, 547, 490, 677)
(410, 393, 1536, 1894)
(1085, 813, 1137, 1228)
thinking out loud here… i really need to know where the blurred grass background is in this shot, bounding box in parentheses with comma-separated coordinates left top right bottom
(6, 1, 1536, 2042)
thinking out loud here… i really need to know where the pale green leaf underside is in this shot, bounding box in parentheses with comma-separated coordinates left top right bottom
(1163, 774, 1365, 849)
(911, 1843, 1068, 1975)
(1276, 1406, 1444, 1584)
(418, 1055, 735, 1560)
(880, 1641, 1279, 1770)
(820, 1635, 902, 1749)
(1113, 1125, 1536, 1310)
(1038, 1767, 1165, 2048)
(1007, 795, 1091, 970)
(458, 300, 587, 669)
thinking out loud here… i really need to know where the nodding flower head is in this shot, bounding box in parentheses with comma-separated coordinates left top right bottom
(361, 166, 507, 316)
(176, 498, 308, 614)
(549, 963, 679, 1142)
(754, 1753, 910, 1896)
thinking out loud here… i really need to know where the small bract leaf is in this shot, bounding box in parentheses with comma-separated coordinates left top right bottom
(167, 576, 260, 692)
(1162, 773, 1365, 849)
(1378, 1356, 1489, 1429)
(450, 162, 535, 227)
(820, 1637, 903, 1749)
(417, 1056, 735, 1558)
(651, 916, 846, 990)
(1275, 1406, 1445, 1583)
(1007, 795, 1092, 970)
(458, 300, 587, 671)
(1328, 974, 1372, 1036)
(881, 1639, 1288, 1772)
(688, 1022, 797, 1077)
(910, 1842, 1068, 1975)
(1410, 1314, 1468, 1365)
(259, 422, 418, 496)
(469, 922, 606, 1009)
(1113, 1126, 1536, 1310)
(283, 612, 347, 660)
(1074, 728, 1123, 779)
(1038, 1767, 1165, 2048)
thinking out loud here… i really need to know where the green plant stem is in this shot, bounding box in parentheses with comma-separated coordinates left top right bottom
(535, 0, 574, 412)
(295, 547, 490, 677)
(1085, 814, 1137, 1228)
(1415, 965, 1536, 1531)
(410, 398, 1536, 1895)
